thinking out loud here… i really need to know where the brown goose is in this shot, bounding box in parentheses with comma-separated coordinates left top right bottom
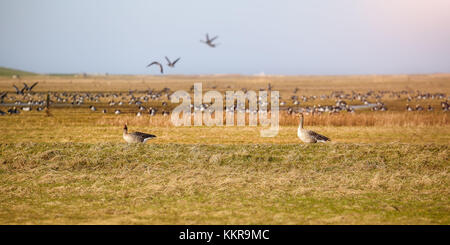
(297, 113, 330, 143)
(123, 124, 156, 143)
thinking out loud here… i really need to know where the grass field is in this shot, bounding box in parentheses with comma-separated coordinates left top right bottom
(0, 74, 449, 224)
(0, 67, 36, 77)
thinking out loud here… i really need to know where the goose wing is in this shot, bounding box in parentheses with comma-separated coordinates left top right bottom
(147, 62, 164, 74)
(13, 85, 20, 93)
(172, 57, 181, 65)
(165, 56, 171, 64)
(210, 36, 218, 42)
(131, 131, 157, 141)
(308, 130, 330, 142)
(29, 82, 39, 91)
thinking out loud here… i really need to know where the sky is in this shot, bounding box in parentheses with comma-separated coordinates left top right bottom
(0, 0, 449, 75)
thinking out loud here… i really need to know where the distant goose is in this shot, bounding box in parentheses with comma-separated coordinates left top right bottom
(200, 33, 219, 48)
(23, 82, 39, 92)
(13, 85, 25, 95)
(147, 61, 164, 74)
(7, 107, 19, 115)
(0, 92, 7, 103)
(123, 124, 156, 143)
(89, 105, 96, 111)
(102, 109, 107, 113)
(165, 56, 181, 67)
(148, 108, 156, 116)
(115, 109, 121, 115)
(136, 111, 142, 117)
(441, 101, 449, 111)
(406, 104, 413, 111)
(297, 113, 330, 143)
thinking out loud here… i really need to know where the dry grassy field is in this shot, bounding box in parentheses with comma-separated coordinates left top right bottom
(0, 74, 449, 224)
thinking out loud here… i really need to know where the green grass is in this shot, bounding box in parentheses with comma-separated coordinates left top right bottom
(0, 143, 448, 224)
(0, 66, 36, 76)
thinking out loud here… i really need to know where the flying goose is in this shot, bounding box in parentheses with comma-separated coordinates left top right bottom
(165, 56, 181, 67)
(13, 85, 25, 95)
(147, 61, 164, 74)
(297, 113, 330, 143)
(123, 124, 156, 143)
(200, 33, 219, 47)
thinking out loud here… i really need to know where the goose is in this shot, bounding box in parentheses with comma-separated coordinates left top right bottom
(297, 113, 330, 143)
(406, 104, 413, 111)
(7, 107, 19, 115)
(23, 82, 39, 92)
(123, 124, 156, 143)
(0, 92, 7, 103)
(13, 85, 25, 95)
(200, 33, 219, 47)
(165, 56, 181, 67)
(441, 101, 449, 111)
(115, 109, 121, 115)
(147, 61, 164, 74)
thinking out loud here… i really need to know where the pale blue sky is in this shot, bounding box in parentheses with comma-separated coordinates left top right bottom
(0, 0, 449, 75)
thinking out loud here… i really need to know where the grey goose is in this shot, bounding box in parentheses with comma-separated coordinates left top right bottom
(123, 124, 156, 143)
(297, 113, 330, 143)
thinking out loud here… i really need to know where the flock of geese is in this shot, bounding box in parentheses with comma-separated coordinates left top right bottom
(146, 33, 218, 74)
(1, 82, 449, 117)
